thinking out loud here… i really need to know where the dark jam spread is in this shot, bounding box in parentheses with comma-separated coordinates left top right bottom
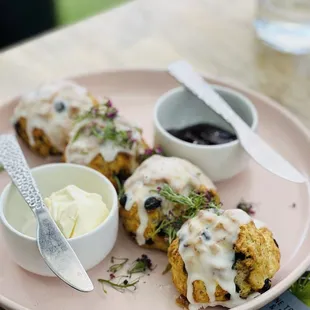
(167, 123, 237, 145)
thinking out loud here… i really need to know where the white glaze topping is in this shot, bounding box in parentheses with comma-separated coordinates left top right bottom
(124, 155, 215, 245)
(65, 113, 144, 169)
(177, 209, 257, 309)
(12, 80, 94, 152)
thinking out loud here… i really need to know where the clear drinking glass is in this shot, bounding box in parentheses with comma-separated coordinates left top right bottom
(254, 0, 310, 54)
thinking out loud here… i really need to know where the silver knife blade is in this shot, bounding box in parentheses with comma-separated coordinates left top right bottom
(0, 134, 94, 292)
(36, 207, 94, 292)
(168, 60, 305, 184)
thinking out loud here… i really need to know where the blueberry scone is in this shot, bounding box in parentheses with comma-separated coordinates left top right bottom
(168, 209, 280, 309)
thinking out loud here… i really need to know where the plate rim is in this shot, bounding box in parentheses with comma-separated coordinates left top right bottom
(0, 69, 309, 310)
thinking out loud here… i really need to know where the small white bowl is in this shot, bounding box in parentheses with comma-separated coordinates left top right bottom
(0, 163, 119, 276)
(154, 85, 258, 182)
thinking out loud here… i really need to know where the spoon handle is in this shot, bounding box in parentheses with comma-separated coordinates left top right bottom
(0, 134, 44, 210)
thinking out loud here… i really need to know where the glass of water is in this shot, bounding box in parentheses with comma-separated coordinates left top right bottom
(254, 0, 310, 54)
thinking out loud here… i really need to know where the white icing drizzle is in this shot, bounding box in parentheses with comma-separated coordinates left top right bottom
(12, 80, 94, 152)
(65, 115, 144, 169)
(123, 155, 215, 245)
(177, 209, 258, 309)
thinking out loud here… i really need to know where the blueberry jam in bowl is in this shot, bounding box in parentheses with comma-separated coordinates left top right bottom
(167, 123, 237, 146)
(153, 85, 258, 182)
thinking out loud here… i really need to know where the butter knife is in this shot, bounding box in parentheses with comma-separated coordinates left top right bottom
(0, 134, 94, 292)
(168, 60, 305, 184)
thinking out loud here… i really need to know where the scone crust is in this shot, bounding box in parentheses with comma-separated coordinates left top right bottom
(167, 221, 280, 305)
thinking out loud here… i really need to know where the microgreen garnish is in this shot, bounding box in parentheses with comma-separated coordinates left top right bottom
(150, 184, 221, 244)
(139, 145, 163, 162)
(127, 254, 155, 275)
(95, 122, 133, 148)
(290, 271, 310, 306)
(98, 277, 140, 294)
(99, 254, 155, 294)
(107, 257, 129, 273)
(114, 175, 125, 198)
(73, 119, 134, 149)
(236, 200, 256, 216)
(72, 127, 83, 142)
(152, 218, 180, 244)
(75, 100, 118, 124)
(158, 184, 206, 210)
(72, 100, 141, 152)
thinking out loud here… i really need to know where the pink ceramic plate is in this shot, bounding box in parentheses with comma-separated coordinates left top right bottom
(0, 71, 310, 310)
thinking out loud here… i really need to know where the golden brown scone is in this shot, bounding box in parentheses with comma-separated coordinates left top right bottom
(168, 238, 231, 306)
(14, 117, 62, 157)
(73, 140, 149, 189)
(119, 202, 170, 251)
(120, 186, 219, 252)
(168, 210, 280, 308)
(12, 80, 98, 157)
(64, 103, 150, 189)
(234, 224, 280, 298)
(119, 155, 220, 251)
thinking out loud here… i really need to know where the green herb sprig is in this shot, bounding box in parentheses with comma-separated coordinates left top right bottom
(127, 254, 155, 275)
(114, 175, 125, 199)
(98, 254, 155, 294)
(97, 122, 134, 148)
(73, 121, 134, 147)
(75, 100, 118, 124)
(72, 100, 135, 149)
(158, 184, 209, 213)
(290, 271, 310, 306)
(151, 184, 221, 244)
(107, 257, 129, 274)
(98, 277, 140, 293)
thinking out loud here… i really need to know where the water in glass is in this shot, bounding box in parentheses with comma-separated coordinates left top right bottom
(255, 0, 310, 54)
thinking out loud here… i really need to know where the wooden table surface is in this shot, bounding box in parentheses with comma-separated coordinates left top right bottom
(0, 0, 310, 129)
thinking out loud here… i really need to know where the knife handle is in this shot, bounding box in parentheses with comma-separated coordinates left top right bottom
(0, 134, 44, 211)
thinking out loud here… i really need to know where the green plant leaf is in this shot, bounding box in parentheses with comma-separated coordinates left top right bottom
(290, 271, 310, 306)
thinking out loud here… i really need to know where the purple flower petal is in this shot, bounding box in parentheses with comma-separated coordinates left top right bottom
(154, 146, 163, 154)
(145, 148, 154, 155)
(106, 100, 113, 107)
(106, 106, 118, 119)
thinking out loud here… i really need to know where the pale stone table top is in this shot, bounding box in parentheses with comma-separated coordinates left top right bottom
(0, 0, 310, 126)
